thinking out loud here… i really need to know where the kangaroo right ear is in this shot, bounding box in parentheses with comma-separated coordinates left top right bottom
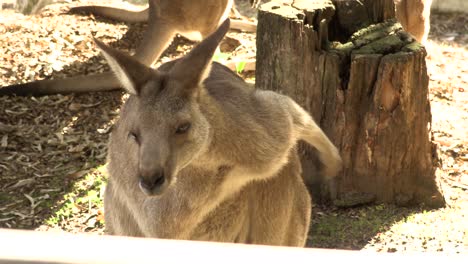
(94, 39, 153, 95)
(169, 19, 230, 91)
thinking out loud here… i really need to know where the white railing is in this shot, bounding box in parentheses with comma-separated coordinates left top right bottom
(0, 228, 464, 264)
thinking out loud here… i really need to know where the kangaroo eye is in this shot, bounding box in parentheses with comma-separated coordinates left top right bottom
(128, 132, 139, 144)
(175, 123, 191, 134)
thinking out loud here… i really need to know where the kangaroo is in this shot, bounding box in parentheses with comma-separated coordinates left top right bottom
(394, 0, 432, 44)
(0, 0, 255, 96)
(101, 19, 342, 245)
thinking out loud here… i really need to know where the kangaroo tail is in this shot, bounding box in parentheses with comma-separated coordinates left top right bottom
(288, 99, 342, 178)
(0, 72, 120, 96)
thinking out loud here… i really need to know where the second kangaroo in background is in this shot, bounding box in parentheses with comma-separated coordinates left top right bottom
(0, 0, 254, 96)
(100, 19, 342, 246)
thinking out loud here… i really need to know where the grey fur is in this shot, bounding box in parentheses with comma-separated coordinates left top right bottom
(101, 19, 342, 246)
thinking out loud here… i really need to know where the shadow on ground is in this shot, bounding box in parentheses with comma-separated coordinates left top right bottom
(306, 204, 420, 250)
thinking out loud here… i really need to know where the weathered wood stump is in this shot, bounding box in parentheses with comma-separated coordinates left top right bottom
(255, 0, 444, 207)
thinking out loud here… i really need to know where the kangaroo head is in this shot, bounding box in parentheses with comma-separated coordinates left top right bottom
(98, 19, 230, 196)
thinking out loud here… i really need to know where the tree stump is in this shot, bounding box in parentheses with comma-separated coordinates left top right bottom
(255, 0, 444, 207)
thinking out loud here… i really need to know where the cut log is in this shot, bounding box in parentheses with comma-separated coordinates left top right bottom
(255, 0, 444, 207)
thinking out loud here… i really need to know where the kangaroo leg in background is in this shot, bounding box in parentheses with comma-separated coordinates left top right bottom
(394, 0, 432, 44)
(131, 5, 176, 65)
(135, 1, 256, 72)
(70, 3, 258, 32)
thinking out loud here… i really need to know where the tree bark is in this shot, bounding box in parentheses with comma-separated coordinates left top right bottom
(255, 0, 444, 207)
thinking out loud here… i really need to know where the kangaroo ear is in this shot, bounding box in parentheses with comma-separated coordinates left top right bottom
(170, 19, 230, 89)
(94, 39, 152, 95)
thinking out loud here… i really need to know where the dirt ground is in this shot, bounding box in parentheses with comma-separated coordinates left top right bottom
(0, 0, 466, 253)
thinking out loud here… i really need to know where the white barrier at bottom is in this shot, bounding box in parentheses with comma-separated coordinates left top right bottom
(0, 228, 464, 264)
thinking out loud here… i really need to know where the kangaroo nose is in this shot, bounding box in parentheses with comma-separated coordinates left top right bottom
(139, 169, 166, 196)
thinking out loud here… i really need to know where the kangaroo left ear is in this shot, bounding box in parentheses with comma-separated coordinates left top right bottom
(169, 19, 231, 89)
(94, 39, 153, 95)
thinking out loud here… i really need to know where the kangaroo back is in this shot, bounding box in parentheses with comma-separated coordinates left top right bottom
(101, 19, 341, 246)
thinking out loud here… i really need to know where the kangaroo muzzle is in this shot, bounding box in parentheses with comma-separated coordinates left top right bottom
(138, 169, 168, 196)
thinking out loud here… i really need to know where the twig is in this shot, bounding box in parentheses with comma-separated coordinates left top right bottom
(441, 175, 468, 190)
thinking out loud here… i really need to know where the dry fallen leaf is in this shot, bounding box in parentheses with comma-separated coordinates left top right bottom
(7, 178, 36, 190)
(67, 170, 90, 180)
(1, 135, 8, 147)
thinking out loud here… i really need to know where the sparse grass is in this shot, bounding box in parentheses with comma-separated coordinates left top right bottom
(43, 166, 107, 232)
(214, 51, 248, 73)
(309, 203, 468, 253)
(309, 204, 412, 249)
(364, 206, 467, 253)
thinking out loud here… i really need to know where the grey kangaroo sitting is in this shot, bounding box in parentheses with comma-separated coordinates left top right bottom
(101, 19, 342, 246)
(0, 0, 254, 96)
